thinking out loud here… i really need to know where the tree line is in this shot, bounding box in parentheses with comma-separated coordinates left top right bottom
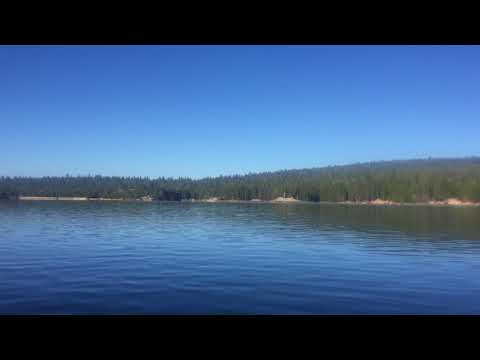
(1, 157, 480, 202)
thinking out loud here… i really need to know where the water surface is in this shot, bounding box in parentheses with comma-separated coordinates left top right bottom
(1, 201, 480, 314)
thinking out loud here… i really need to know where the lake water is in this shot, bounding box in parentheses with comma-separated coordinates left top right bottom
(1, 201, 480, 314)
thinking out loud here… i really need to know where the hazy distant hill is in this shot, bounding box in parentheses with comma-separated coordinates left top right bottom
(2, 157, 480, 202)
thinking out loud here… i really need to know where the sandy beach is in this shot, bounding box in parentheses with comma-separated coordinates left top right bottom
(14, 196, 480, 207)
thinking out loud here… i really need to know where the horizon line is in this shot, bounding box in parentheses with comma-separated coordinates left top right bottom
(2, 155, 479, 181)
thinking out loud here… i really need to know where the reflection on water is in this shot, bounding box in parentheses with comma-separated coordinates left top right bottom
(1, 201, 480, 314)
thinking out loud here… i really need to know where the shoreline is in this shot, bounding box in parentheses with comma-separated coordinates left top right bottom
(17, 196, 124, 201)
(10, 196, 480, 207)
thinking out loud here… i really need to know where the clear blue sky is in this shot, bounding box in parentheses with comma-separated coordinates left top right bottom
(1, 45, 479, 178)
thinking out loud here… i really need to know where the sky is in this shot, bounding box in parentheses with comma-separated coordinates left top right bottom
(1, 45, 479, 179)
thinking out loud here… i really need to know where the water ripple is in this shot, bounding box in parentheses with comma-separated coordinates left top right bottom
(1, 201, 480, 314)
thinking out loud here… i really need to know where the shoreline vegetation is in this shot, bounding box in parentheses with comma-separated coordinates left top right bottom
(13, 196, 480, 207)
(2, 157, 480, 206)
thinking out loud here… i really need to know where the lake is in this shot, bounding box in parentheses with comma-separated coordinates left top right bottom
(1, 201, 480, 314)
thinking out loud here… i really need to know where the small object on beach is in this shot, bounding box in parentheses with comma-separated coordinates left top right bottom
(271, 196, 299, 203)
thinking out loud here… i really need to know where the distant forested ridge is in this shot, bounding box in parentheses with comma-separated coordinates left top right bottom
(2, 157, 480, 202)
